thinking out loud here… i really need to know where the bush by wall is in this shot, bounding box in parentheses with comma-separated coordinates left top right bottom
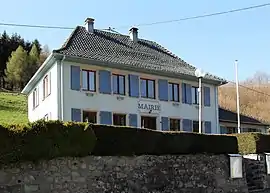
(0, 120, 96, 165)
(90, 124, 239, 155)
(231, 133, 270, 154)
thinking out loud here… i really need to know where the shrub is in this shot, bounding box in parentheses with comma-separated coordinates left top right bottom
(231, 132, 270, 154)
(0, 120, 96, 165)
(90, 124, 238, 155)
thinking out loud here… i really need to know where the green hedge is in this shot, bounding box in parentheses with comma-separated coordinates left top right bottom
(0, 120, 96, 165)
(231, 133, 270, 154)
(90, 124, 238, 155)
(0, 120, 241, 164)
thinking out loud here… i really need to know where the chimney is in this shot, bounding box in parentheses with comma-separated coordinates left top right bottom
(85, 18, 95, 33)
(129, 27, 138, 42)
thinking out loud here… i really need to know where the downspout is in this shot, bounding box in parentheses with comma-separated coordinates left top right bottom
(60, 55, 66, 121)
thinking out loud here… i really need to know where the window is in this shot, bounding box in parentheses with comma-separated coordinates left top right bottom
(140, 78, 155, 99)
(113, 114, 126, 126)
(113, 74, 125, 95)
(83, 111, 97, 123)
(193, 121, 199, 133)
(192, 86, 199, 104)
(227, 127, 237, 134)
(141, 116, 156, 130)
(33, 88, 39, 108)
(43, 75, 50, 99)
(82, 70, 96, 91)
(169, 83, 179, 102)
(248, 128, 258, 132)
(170, 119, 181, 131)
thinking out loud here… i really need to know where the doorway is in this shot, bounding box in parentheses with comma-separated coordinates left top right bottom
(141, 116, 157, 130)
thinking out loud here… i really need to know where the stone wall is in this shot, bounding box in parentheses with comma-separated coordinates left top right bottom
(0, 154, 248, 193)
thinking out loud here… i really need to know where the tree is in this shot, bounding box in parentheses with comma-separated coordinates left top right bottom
(39, 44, 50, 65)
(5, 46, 29, 89)
(28, 44, 40, 74)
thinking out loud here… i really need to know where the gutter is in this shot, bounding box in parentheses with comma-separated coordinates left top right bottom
(60, 56, 66, 121)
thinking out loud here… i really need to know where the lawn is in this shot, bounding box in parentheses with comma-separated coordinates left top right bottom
(0, 91, 28, 124)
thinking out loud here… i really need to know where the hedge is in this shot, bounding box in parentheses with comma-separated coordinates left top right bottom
(90, 124, 238, 155)
(0, 120, 240, 164)
(230, 133, 270, 155)
(0, 120, 96, 165)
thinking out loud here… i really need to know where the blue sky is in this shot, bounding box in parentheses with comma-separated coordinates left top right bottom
(0, 0, 269, 81)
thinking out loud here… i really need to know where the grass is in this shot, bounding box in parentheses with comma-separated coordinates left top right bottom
(0, 91, 28, 124)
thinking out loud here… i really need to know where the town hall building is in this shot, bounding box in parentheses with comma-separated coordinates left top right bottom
(21, 18, 227, 133)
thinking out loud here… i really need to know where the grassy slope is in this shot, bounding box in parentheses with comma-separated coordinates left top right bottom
(0, 91, 28, 124)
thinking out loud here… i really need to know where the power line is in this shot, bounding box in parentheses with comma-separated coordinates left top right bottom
(0, 22, 74, 30)
(114, 3, 270, 29)
(226, 80, 270, 97)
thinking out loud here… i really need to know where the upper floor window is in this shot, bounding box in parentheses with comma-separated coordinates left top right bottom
(113, 74, 125, 95)
(33, 88, 39, 108)
(169, 83, 179, 102)
(82, 70, 96, 91)
(140, 78, 155, 99)
(43, 74, 50, 99)
(192, 86, 199, 104)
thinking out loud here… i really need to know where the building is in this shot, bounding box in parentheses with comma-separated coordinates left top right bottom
(219, 107, 269, 133)
(21, 18, 227, 133)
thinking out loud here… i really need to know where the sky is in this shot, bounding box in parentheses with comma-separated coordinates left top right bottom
(0, 0, 269, 81)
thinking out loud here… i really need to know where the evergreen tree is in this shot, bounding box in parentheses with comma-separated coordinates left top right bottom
(5, 45, 29, 89)
(28, 44, 39, 73)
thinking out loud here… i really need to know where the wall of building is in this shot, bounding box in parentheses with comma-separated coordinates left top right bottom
(220, 121, 267, 134)
(27, 62, 59, 122)
(0, 155, 248, 193)
(62, 61, 220, 133)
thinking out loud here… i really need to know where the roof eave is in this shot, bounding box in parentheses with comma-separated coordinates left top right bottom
(21, 53, 56, 95)
(53, 53, 225, 86)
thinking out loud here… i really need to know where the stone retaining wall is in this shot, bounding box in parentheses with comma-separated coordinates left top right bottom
(0, 154, 248, 193)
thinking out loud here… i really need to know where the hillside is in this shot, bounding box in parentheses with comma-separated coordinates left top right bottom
(0, 91, 28, 124)
(219, 84, 270, 124)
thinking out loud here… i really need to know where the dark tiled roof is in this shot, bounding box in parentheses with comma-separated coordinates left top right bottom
(219, 107, 268, 126)
(54, 26, 226, 83)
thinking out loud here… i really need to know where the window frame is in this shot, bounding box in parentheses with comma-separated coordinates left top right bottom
(192, 120, 199, 133)
(113, 113, 126, 126)
(44, 114, 49, 121)
(43, 75, 50, 99)
(192, 86, 199, 104)
(140, 78, 156, 99)
(112, 74, 126, 95)
(170, 118, 181, 131)
(82, 110, 97, 123)
(168, 82, 180, 102)
(81, 69, 96, 92)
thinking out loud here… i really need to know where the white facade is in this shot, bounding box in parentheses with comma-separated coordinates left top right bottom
(26, 60, 220, 133)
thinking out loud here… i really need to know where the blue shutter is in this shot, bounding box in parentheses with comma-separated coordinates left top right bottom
(128, 74, 139, 97)
(129, 114, 138, 128)
(204, 86, 211, 106)
(181, 83, 186, 103)
(70, 66, 81, 90)
(158, 79, 168, 101)
(183, 119, 192, 132)
(100, 111, 112, 125)
(71, 108, 81, 122)
(161, 117, 169, 131)
(186, 84, 192, 104)
(99, 70, 111, 94)
(204, 121, 212, 134)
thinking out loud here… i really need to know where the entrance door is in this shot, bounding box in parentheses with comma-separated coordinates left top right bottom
(141, 116, 157, 130)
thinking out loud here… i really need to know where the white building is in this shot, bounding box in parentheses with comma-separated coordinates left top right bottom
(22, 18, 227, 133)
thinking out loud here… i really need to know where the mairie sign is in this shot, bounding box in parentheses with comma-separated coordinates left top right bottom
(138, 100, 161, 113)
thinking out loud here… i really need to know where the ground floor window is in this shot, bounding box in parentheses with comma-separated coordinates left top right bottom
(170, 119, 180, 131)
(44, 114, 49, 121)
(193, 121, 199, 133)
(227, 127, 237, 134)
(141, 116, 156, 130)
(83, 111, 97, 123)
(113, 114, 126, 126)
(247, 128, 258, 132)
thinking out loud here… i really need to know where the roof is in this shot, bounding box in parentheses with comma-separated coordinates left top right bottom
(53, 26, 227, 84)
(219, 107, 269, 126)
